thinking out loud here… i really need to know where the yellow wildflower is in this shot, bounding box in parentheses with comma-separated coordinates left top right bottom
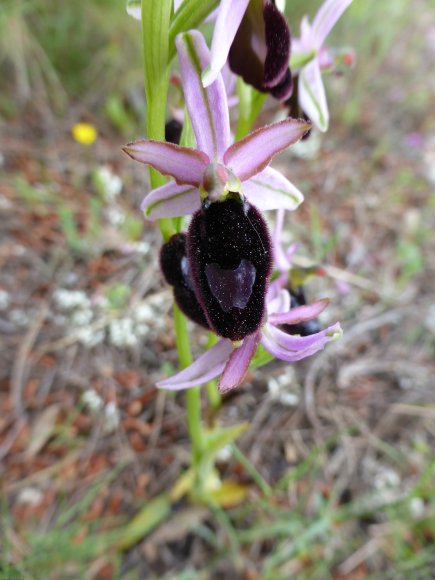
(72, 122, 98, 146)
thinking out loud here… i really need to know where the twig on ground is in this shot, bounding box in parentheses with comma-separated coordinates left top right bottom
(338, 536, 382, 575)
(291, 255, 379, 294)
(11, 303, 49, 416)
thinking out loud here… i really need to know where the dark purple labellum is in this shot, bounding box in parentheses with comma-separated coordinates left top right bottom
(283, 288, 321, 336)
(160, 233, 210, 329)
(187, 196, 272, 341)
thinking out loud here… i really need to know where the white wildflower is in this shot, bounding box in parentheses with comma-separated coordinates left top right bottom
(134, 241, 151, 255)
(109, 317, 138, 347)
(216, 445, 232, 463)
(0, 194, 12, 210)
(17, 487, 44, 506)
(76, 327, 105, 347)
(135, 303, 154, 323)
(425, 304, 435, 335)
(54, 289, 90, 311)
(71, 308, 94, 326)
(94, 165, 123, 201)
(267, 369, 299, 406)
(135, 323, 149, 338)
(104, 401, 120, 433)
(409, 497, 425, 519)
(0, 289, 10, 310)
(373, 467, 401, 491)
(10, 309, 29, 326)
(82, 389, 104, 412)
(105, 205, 126, 226)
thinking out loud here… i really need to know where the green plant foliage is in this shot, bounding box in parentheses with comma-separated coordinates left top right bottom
(105, 283, 132, 310)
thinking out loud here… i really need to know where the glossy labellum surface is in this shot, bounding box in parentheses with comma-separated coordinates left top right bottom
(160, 233, 210, 329)
(187, 195, 272, 341)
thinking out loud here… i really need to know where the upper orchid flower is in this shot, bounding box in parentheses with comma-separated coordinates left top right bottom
(203, 0, 293, 100)
(124, 31, 308, 341)
(156, 266, 341, 393)
(128, 0, 292, 100)
(123, 30, 308, 221)
(292, 0, 354, 132)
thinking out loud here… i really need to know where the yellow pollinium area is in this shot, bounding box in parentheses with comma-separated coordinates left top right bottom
(200, 162, 242, 202)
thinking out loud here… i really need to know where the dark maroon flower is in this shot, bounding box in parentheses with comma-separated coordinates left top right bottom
(187, 195, 272, 341)
(203, 0, 293, 101)
(228, 0, 293, 100)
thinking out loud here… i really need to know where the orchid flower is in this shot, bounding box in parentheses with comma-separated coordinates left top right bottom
(157, 270, 341, 393)
(124, 31, 308, 342)
(292, 0, 354, 132)
(123, 30, 308, 221)
(157, 207, 341, 392)
(127, 0, 292, 99)
(203, 0, 293, 100)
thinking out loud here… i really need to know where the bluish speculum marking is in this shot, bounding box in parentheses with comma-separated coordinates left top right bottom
(181, 256, 194, 291)
(205, 259, 256, 313)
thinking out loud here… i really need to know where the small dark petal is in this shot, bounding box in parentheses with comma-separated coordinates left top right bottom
(160, 233, 186, 287)
(291, 286, 307, 306)
(263, 0, 292, 89)
(283, 319, 321, 336)
(270, 67, 293, 100)
(284, 77, 311, 139)
(284, 75, 300, 116)
(165, 119, 183, 145)
(173, 285, 211, 329)
(160, 234, 210, 329)
(187, 197, 272, 341)
(300, 112, 313, 140)
(282, 288, 321, 336)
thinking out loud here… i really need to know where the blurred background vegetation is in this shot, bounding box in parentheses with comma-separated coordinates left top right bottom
(1, 0, 435, 578)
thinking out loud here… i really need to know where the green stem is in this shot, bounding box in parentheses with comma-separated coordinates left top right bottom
(235, 78, 268, 140)
(141, 1, 201, 473)
(173, 304, 204, 466)
(141, 0, 175, 241)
